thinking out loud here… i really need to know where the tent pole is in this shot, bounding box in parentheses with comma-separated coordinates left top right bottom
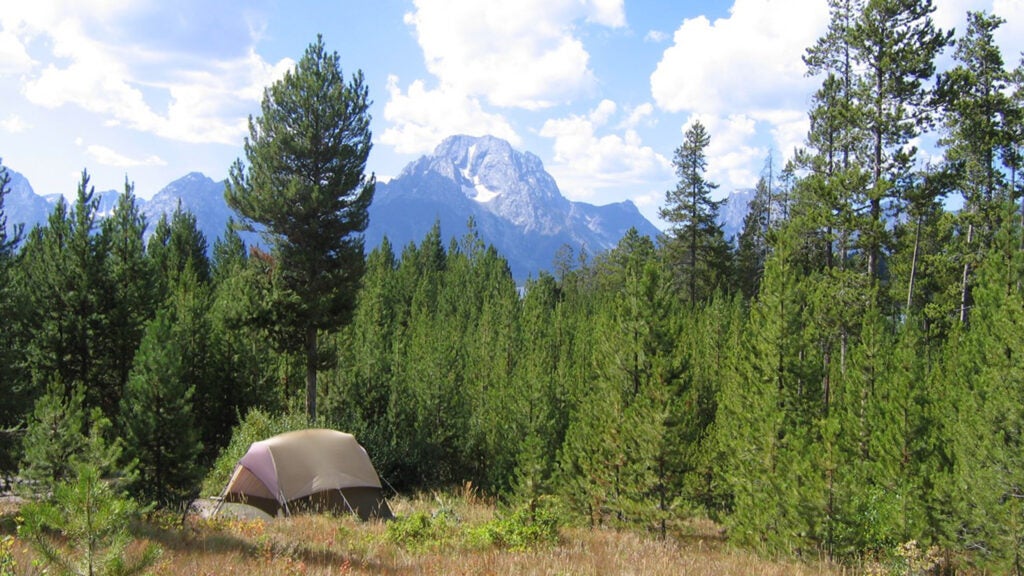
(380, 474, 399, 498)
(213, 464, 242, 517)
(338, 489, 355, 516)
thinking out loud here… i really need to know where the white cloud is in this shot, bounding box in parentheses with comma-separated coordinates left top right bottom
(403, 0, 624, 109)
(648, 0, 835, 195)
(993, 0, 1024, 67)
(86, 144, 166, 168)
(379, 75, 521, 155)
(682, 113, 766, 194)
(7, 4, 292, 145)
(540, 100, 671, 201)
(650, 0, 829, 116)
(623, 103, 655, 129)
(1, 114, 29, 134)
(644, 30, 668, 44)
(0, 28, 33, 75)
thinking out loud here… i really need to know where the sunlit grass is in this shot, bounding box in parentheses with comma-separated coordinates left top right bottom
(0, 491, 843, 575)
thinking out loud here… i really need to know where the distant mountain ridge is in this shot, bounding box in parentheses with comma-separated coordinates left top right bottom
(366, 135, 662, 279)
(2, 135, 756, 280)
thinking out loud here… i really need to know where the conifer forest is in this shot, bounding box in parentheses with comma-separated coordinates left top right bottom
(3, 2, 1024, 572)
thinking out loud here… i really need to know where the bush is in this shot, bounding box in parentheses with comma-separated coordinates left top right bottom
(469, 499, 562, 552)
(384, 510, 456, 550)
(18, 464, 162, 576)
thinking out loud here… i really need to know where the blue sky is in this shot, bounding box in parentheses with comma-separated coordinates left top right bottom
(1, 0, 1022, 227)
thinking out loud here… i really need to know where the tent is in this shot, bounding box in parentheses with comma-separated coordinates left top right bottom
(217, 429, 393, 520)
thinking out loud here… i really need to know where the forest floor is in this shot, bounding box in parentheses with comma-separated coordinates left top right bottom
(0, 490, 846, 576)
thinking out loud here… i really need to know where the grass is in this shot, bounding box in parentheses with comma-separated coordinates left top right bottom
(0, 492, 843, 576)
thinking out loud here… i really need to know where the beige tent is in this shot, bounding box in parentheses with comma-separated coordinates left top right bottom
(218, 429, 393, 520)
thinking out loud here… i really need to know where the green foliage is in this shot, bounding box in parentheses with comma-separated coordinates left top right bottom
(469, 501, 562, 551)
(0, 158, 24, 481)
(226, 34, 374, 422)
(20, 382, 88, 490)
(0, 535, 15, 576)
(383, 510, 456, 551)
(119, 308, 202, 509)
(18, 464, 162, 576)
(660, 121, 732, 306)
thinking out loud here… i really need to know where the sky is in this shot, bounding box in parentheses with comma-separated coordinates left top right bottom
(1, 0, 1023, 228)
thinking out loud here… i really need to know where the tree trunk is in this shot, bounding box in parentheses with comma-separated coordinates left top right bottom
(960, 222, 974, 325)
(906, 213, 922, 312)
(305, 325, 317, 423)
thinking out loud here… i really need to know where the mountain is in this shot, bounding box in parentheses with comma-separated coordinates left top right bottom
(141, 172, 237, 247)
(367, 135, 662, 280)
(5, 135, 760, 280)
(719, 188, 755, 243)
(3, 169, 53, 235)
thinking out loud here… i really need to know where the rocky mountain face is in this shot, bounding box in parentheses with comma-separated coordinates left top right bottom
(719, 188, 755, 242)
(367, 135, 661, 280)
(3, 135, 757, 280)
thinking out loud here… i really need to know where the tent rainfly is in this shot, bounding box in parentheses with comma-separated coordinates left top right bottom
(218, 429, 393, 520)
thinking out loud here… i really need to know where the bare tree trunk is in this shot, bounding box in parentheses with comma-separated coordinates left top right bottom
(305, 326, 317, 423)
(960, 222, 975, 325)
(906, 213, 922, 312)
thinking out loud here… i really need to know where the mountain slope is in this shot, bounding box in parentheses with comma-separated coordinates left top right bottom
(366, 135, 661, 280)
(4, 136, 710, 280)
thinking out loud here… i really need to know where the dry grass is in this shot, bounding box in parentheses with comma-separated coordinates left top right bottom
(0, 492, 844, 576)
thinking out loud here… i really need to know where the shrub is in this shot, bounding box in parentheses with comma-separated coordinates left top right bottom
(18, 464, 162, 576)
(384, 510, 456, 550)
(469, 499, 562, 552)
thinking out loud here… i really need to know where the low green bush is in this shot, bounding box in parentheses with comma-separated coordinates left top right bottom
(384, 510, 456, 550)
(469, 500, 562, 552)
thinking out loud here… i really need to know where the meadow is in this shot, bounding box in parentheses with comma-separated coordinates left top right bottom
(0, 490, 845, 576)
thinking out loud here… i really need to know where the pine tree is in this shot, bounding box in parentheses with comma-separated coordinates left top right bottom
(716, 228, 815, 553)
(736, 171, 773, 299)
(19, 463, 161, 576)
(0, 159, 25, 480)
(660, 121, 731, 307)
(226, 35, 375, 422)
(211, 218, 247, 286)
(848, 0, 952, 282)
(16, 172, 115, 417)
(949, 216, 1024, 570)
(938, 11, 1017, 324)
(100, 179, 154, 419)
(20, 382, 89, 490)
(147, 206, 210, 304)
(120, 306, 203, 509)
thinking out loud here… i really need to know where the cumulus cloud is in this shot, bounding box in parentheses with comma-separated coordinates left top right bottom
(681, 113, 766, 193)
(540, 100, 671, 201)
(647, 0, 833, 193)
(379, 76, 521, 155)
(5, 2, 292, 145)
(0, 28, 33, 75)
(86, 144, 166, 168)
(651, 0, 829, 116)
(1, 114, 29, 134)
(403, 0, 624, 110)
